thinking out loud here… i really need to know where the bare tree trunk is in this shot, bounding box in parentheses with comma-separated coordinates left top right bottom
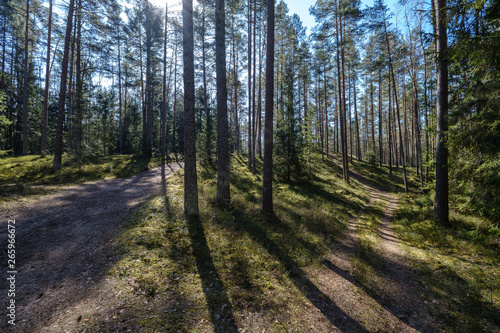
(74, 0, 82, 165)
(216, 0, 230, 207)
(22, 0, 30, 155)
(251, 0, 257, 174)
(339, 7, 349, 183)
(434, 0, 449, 223)
(53, 0, 76, 170)
(161, 4, 168, 159)
(247, 0, 252, 168)
(257, 19, 263, 158)
(172, 41, 178, 159)
(41, 0, 52, 157)
(145, 3, 153, 157)
(354, 74, 360, 161)
(370, 79, 375, 151)
(262, 0, 274, 215)
(183, 0, 199, 217)
(388, 74, 392, 174)
(201, 2, 211, 162)
(118, 21, 123, 154)
(378, 66, 382, 166)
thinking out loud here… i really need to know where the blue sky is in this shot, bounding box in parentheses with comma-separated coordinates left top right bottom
(286, 0, 401, 35)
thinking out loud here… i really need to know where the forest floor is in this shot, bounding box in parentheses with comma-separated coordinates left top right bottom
(1, 153, 498, 332)
(0, 162, 183, 332)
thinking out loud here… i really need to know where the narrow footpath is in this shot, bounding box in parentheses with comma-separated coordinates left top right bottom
(301, 155, 438, 332)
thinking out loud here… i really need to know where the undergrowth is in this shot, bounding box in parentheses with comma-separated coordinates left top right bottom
(0, 154, 174, 202)
(393, 193, 500, 332)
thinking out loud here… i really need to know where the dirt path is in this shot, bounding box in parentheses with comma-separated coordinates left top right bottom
(0, 163, 183, 332)
(304, 156, 438, 332)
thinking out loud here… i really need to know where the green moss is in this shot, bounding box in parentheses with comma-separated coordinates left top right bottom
(0, 154, 173, 202)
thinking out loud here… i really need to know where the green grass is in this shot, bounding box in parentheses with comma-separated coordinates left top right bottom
(0, 153, 174, 202)
(86, 152, 369, 332)
(393, 193, 500, 332)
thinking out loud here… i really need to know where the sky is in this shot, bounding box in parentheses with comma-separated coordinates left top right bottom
(148, 0, 402, 36)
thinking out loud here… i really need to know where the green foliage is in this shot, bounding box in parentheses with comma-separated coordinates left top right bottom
(274, 62, 306, 181)
(447, 0, 500, 221)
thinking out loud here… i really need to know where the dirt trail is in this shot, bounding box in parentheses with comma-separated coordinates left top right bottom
(0, 163, 183, 332)
(305, 156, 438, 332)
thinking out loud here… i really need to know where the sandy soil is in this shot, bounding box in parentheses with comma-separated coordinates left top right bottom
(0, 163, 183, 332)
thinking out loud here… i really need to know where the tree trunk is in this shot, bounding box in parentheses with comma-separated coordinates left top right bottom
(353, 75, 360, 161)
(74, 0, 82, 165)
(247, 0, 252, 168)
(257, 20, 263, 159)
(183, 0, 199, 217)
(145, 4, 153, 157)
(434, 0, 449, 224)
(118, 19, 123, 155)
(216, 0, 230, 207)
(262, 0, 274, 215)
(339, 8, 349, 183)
(201, 2, 211, 163)
(378, 66, 382, 166)
(172, 40, 178, 159)
(41, 0, 52, 157)
(388, 73, 392, 174)
(53, 0, 75, 170)
(161, 4, 168, 159)
(251, 0, 257, 174)
(22, 0, 30, 155)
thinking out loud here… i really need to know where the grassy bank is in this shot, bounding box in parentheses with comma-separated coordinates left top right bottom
(393, 193, 500, 332)
(0, 153, 175, 202)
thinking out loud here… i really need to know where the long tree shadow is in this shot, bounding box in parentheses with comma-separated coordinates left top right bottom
(226, 210, 367, 332)
(186, 216, 238, 333)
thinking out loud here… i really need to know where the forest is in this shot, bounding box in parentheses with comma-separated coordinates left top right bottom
(0, 0, 499, 331)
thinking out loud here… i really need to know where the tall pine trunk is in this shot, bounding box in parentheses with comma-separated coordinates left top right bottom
(161, 4, 168, 159)
(183, 0, 199, 217)
(262, 0, 274, 215)
(216, 0, 230, 207)
(22, 0, 30, 155)
(53, 0, 76, 170)
(41, 0, 52, 157)
(247, 0, 252, 168)
(434, 0, 449, 224)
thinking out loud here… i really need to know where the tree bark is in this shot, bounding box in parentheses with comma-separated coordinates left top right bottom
(183, 0, 199, 217)
(201, 1, 211, 163)
(216, 0, 230, 207)
(434, 0, 449, 224)
(251, 0, 257, 174)
(53, 0, 75, 170)
(145, 3, 153, 157)
(262, 0, 274, 215)
(22, 0, 30, 155)
(41, 0, 52, 157)
(378, 66, 382, 166)
(247, 0, 252, 168)
(161, 4, 168, 159)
